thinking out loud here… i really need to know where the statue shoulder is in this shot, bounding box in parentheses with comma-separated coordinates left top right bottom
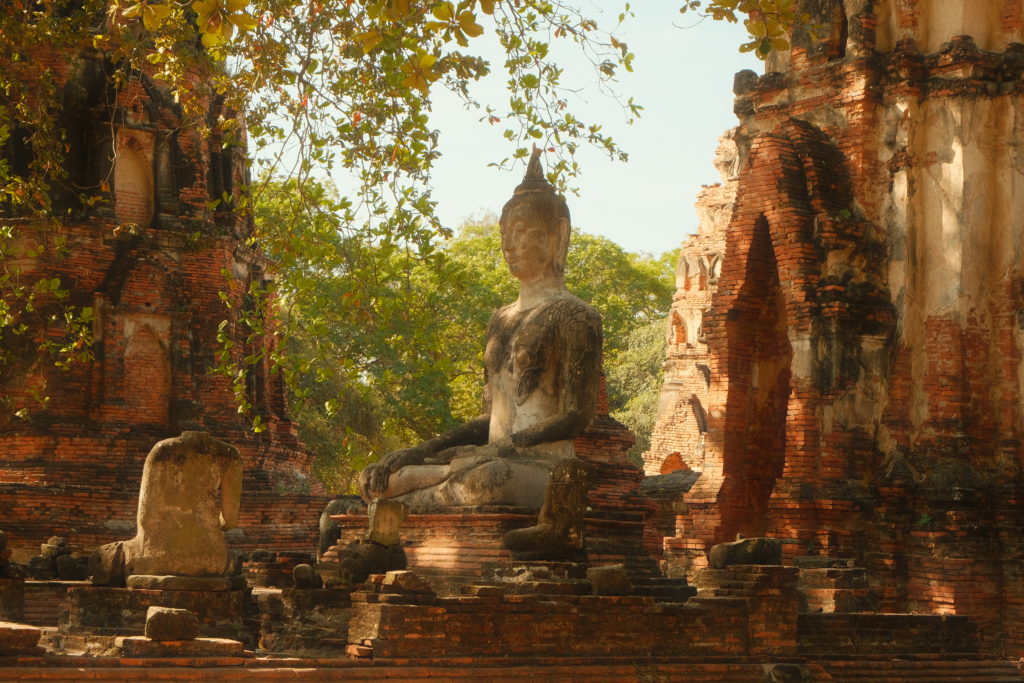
(486, 302, 517, 335)
(145, 432, 239, 464)
(545, 293, 601, 333)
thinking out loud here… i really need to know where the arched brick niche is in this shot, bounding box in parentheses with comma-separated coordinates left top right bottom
(689, 119, 893, 551)
(719, 213, 792, 538)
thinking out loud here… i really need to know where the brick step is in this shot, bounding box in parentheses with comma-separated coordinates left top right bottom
(631, 577, 696, 602)
(632, 585, 697, 601)
(799, 567, 867, 588)
(816, 659, 1022, 682)
(0, 622, 43, 656)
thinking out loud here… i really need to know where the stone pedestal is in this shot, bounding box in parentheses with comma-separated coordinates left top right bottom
(126, 575, 231, 591)
(326, 505, 659, 595)
(481, 561, 591, 596)
(324, 509, 532, 594)
(59, 586, 248, 644)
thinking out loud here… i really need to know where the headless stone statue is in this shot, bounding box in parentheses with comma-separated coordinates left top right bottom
(90, 431, 242, 587)
(359, 148, 602, 509)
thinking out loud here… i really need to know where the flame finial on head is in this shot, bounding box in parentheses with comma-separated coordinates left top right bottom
(513, 146, 554, 196)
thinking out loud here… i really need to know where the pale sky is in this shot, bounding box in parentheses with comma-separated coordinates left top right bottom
(427, 6, 762, 256)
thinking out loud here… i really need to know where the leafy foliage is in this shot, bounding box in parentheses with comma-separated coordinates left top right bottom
(606, 319, 668, 462)
(678, 0, 809, 57)
(0, 1, 799, 445)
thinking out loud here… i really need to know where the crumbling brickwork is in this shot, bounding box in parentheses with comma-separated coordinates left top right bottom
(643, 132, 735, 478)
(658, 0, 1024, 656)
(0, 50, 323, 558)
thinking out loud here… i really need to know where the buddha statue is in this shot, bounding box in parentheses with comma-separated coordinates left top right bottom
(359, 148, 602, 509)
(90, 431, 242, 587)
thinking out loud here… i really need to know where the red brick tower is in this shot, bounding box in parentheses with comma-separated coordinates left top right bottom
(0, 51, 324, 558)
(643, 130, 735, 478)
(662, 0, 1024, 655)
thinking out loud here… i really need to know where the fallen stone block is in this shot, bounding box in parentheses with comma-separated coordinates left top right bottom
(145, 606, 199, 642)
(586, 564, 631, 596)
(708, 537, 782, 569)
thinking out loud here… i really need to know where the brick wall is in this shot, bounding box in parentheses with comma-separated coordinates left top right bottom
(0, 51, 324, 558)
(654, 1, 1024, 656)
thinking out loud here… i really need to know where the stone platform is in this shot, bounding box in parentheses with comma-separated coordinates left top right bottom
(59, 586, 248, 643)
(344, 564, 986, 666)
(1, 564, 1019, 681)
(117, 635, 245, 659)
(324, 506, 658, 594)
(1, 654, 1020, 682)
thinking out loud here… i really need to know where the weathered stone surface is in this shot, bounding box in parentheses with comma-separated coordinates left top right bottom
(117, 635, 244, 658)
(365, 499, 407, 547)
(484, 562, 590, 596)
(144, 606, 199, 641)
(318, 497, 361, 556)
(792, 556, 855, 570)
(127, 575, 232, 592)
(88, 541, 125, 588)
(90, 432, 242, 586)
(40, 537, 70, 558)
(380, 570, 433, 595)
(333, 540, 406, 586)
(503, 458, 590, 561)
(359, 148, 601, 509)
(292, 564, 323, 589)
(27, 537, 73, 583)
(55, 554, 88, 581)
(762, 663, 810, 683)
(586, 564, 631, 596)
(708, 538, 782, 569)
(26, 556, 57, 581)
(256, 587, 352, 655)
(249, 549, 276, 563)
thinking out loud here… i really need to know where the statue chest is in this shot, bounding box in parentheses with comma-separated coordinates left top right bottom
(485, 309, 561, 409)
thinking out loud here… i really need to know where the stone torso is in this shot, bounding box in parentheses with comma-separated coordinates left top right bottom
(484, 292, 601, 450)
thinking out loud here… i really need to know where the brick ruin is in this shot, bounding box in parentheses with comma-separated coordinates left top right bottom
(2, 0, 1024, 679)
(0, 50, 324, 559)
(643, 130, 736, 478)
(648, 0, 1024, 657)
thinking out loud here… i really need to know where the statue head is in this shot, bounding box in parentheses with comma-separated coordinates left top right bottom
(499, 148, 571, 281)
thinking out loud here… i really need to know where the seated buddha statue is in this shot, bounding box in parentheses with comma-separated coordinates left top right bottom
(359, 149, 602, 509)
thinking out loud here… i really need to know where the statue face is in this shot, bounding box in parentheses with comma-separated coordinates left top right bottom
(500, 206, 561, 282)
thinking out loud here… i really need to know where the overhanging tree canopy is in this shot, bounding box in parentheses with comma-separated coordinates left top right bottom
(0, 0, 803, 447)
